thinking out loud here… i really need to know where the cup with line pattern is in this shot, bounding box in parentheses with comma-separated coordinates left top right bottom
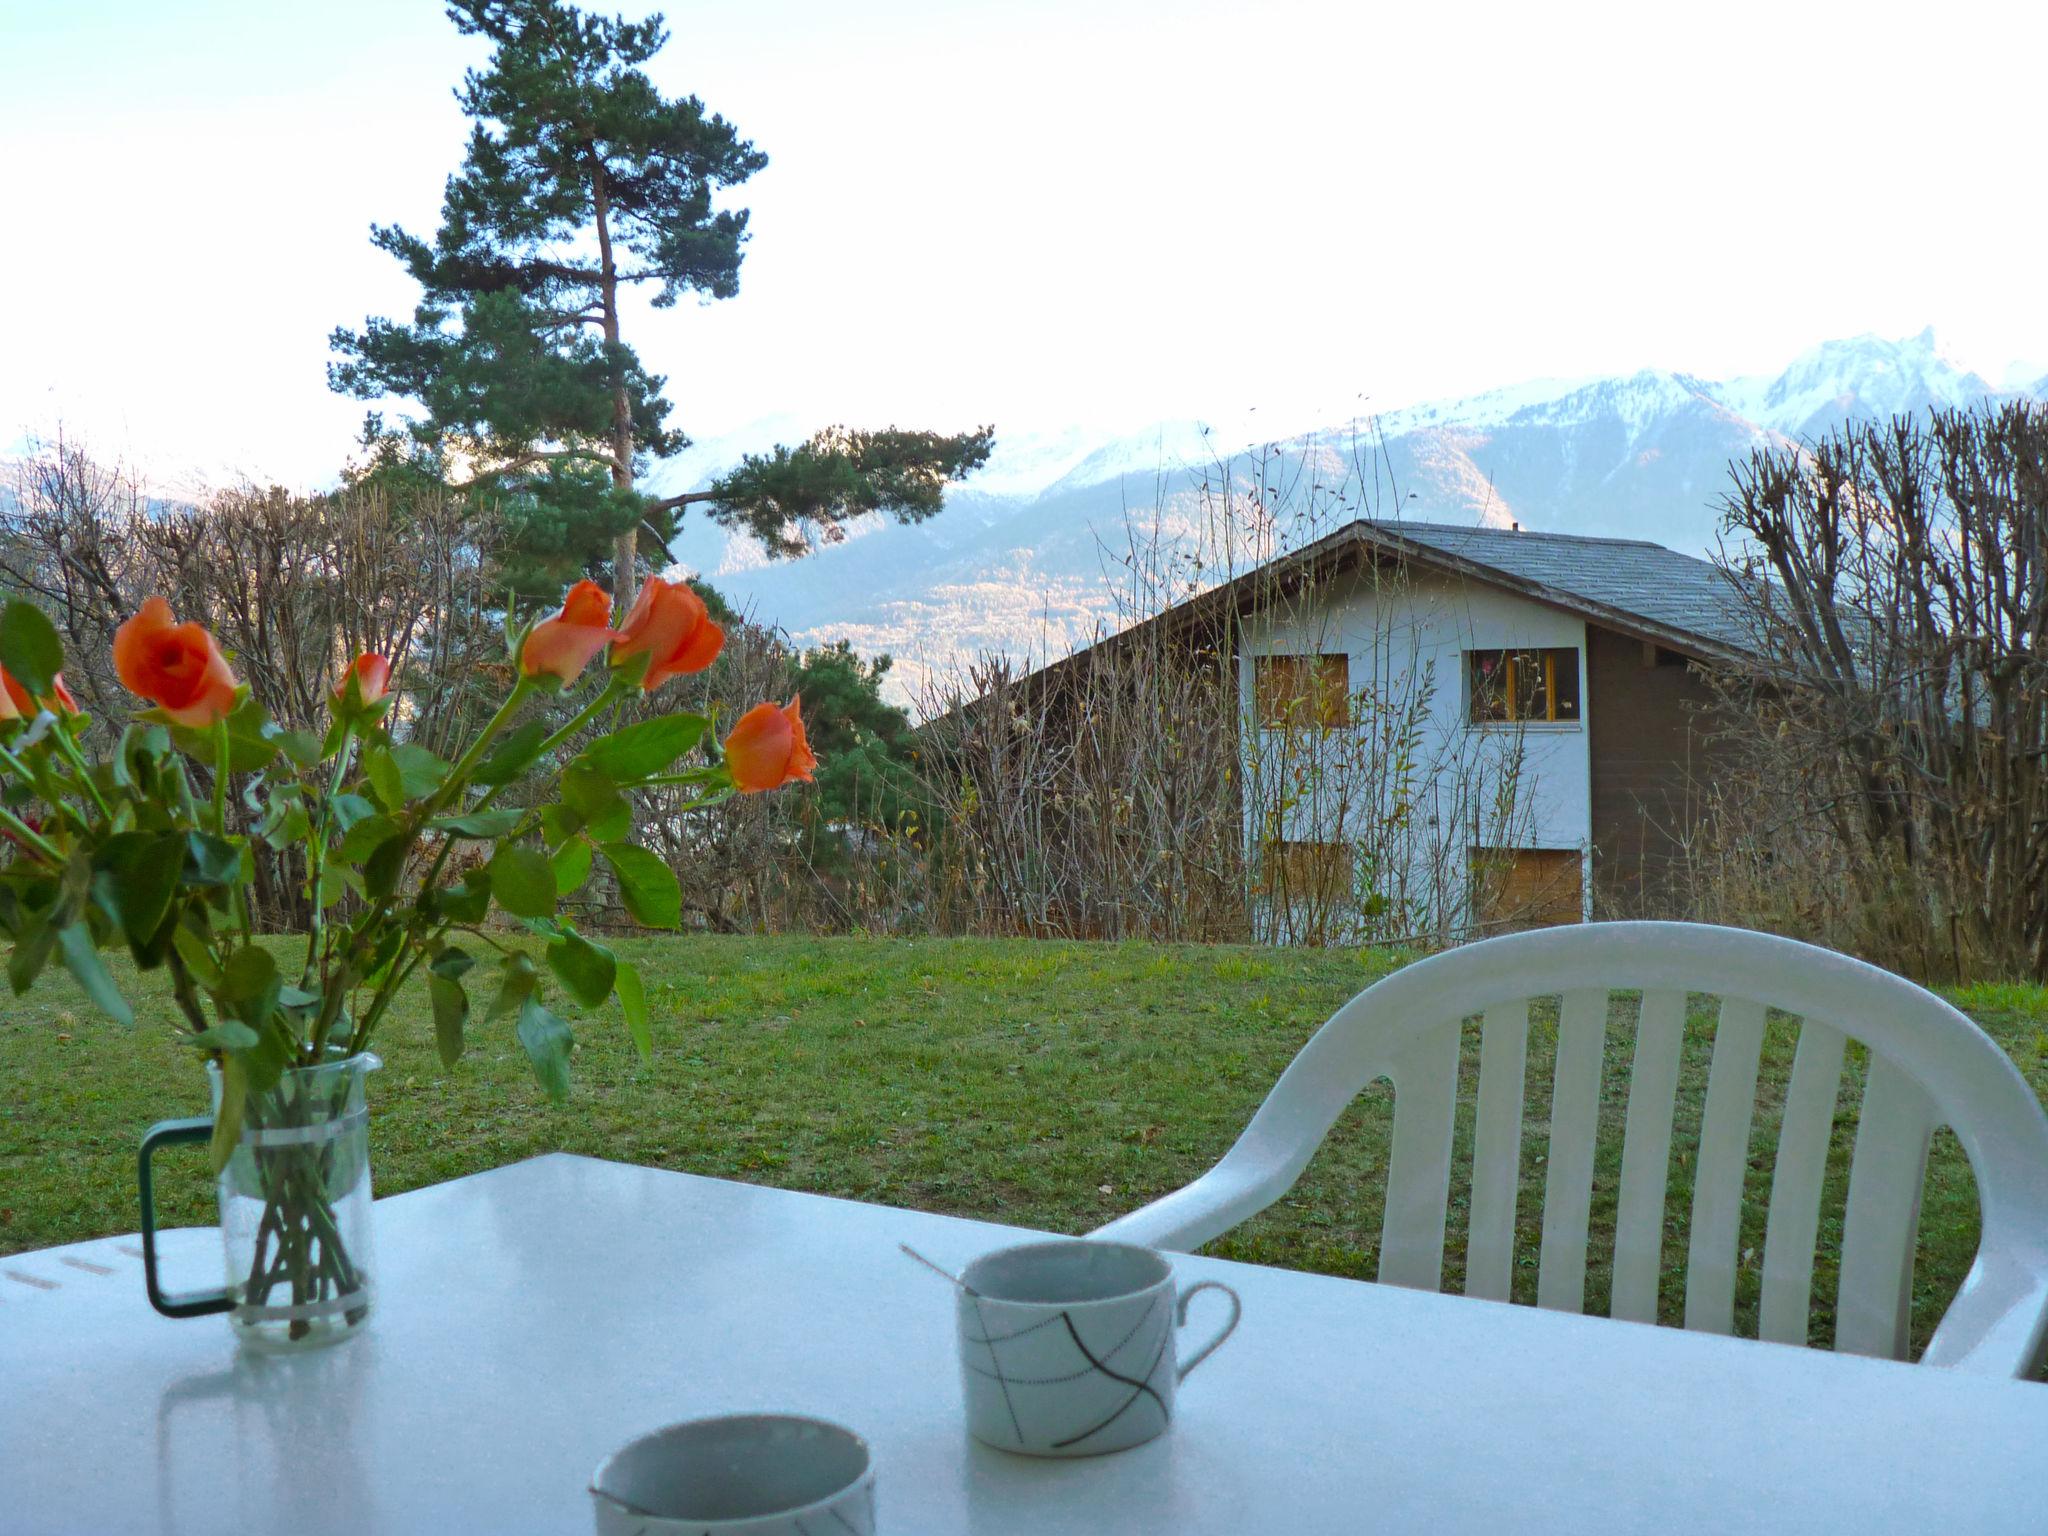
(956, 1239, 1241, 1457)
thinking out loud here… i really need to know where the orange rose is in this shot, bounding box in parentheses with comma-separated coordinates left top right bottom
(723, 698, 817, 793)
(334, 653, 392, 709)
(609, 576, 724, 690)
(0, 666, 78, 721)
(113, 597, 239, 727)
(520, 580, 617, 685)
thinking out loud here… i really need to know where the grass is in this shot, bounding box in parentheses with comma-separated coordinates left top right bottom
(4, 934, 2046, 1365)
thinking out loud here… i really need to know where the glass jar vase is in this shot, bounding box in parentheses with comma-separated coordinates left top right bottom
(139, 1052, 381, 1352)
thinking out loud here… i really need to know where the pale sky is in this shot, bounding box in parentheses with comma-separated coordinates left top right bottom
(4, 0, 2044, 490)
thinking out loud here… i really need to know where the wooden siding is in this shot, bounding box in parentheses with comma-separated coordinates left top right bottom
(1471, 847, 1584, 930)
(1585, 623, 1725, 914)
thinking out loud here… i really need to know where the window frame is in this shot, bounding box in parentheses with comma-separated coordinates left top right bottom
(1466, 646, 1582, 727)
(1252, 652, 1352, 731)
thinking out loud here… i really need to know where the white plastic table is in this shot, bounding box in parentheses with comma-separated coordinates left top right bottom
(4, 1152, 2045, 1534)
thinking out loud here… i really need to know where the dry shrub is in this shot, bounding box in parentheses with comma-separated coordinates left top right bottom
(2, 437, 504, 926)
(1700, 402, 2048, 980)
(913, 436, 1536, 944)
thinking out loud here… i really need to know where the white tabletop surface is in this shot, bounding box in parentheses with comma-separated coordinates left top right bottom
(3, 1151, 2046, 1534)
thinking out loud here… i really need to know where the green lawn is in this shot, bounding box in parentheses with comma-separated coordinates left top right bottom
(5, 935, 2046, 1364)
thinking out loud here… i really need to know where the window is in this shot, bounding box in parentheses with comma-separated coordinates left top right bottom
(1254, 653, 1350, 730)
(1468, 647, 1580, 724)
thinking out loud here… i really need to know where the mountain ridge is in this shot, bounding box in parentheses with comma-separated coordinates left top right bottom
(661, 328, 2041, 707)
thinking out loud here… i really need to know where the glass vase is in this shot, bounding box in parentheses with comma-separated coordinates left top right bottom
(209, 1051, 381, 1351)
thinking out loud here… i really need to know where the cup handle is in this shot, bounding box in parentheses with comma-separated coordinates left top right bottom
(1175, 1278, 1242, 1381)
(138, 1116, 235, 1319)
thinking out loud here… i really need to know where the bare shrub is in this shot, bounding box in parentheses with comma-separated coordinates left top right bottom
(914, 432, 1535, 944)
(1, 437, 505, 927)
(1707, 402, 2048, 980)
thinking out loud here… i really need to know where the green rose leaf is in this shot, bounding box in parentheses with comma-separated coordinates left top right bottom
(486, 843, 555, 918)
(337, 811, 400, 863)
(256, 798, 313, 852)
(362, 831, 412, 901)
(365, 743, 449, 810)
(0, 600, 63, 696)
(428, 973, 468, 1067)
(182, 831, 242, 888)
(437, 871, 492, 924)
(91, 831, 183, 956)
(240, 1018, 294, 1094)
(485, 952, 539, 1022)
(170, 693, 279, 773)
(171, 923, 222, 989)
(599, 843, 681, 929)
(276, 728, 325, 769)
(429, 808, 524, 839)
(186, 1020, 262, 1052)
(318, 862, 353, 908)
(615, 958, 651, 1064)
(576, 714, 707, 783)
(112, 722, 169, 791)
(552, 836, 593, 896)
(546, 927, 616, 1009)
(218, 945, 281, 1027)
(516, 994, 574, 1103)
(474, 720, 550, 787)
(562, 763, 631, 841)
(389, 743, 451, 797)
(429, 945, 475, 982)
(57, 922, 132, 1026)
(328, 792, 378, 835)
(8, 908, 57, 995)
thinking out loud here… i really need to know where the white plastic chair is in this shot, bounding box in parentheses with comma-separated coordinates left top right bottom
(1092, 921, 2048, 1377)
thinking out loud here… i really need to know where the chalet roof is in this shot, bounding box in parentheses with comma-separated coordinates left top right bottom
(985, 518, 1762, 712)
(1356, 521, 1759, 658)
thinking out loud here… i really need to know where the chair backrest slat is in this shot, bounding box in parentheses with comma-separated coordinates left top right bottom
(1682, 996, 1769, 1334)
(1758, 1020, 1846, 1346)
(1611, 988, 1688, 1323)
(1836, 1053, 1937, 1359)
(1466, 1001, 1532, 1301)
(1378, 1017, 1460, 1291)
(1536, 987, 1610, 1313)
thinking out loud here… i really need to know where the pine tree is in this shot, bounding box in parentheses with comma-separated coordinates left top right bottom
(330, 0, 993, 602)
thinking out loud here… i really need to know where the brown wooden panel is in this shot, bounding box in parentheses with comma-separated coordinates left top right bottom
(1471, 847, 1583, 929)
(1584, 624, 1729, 915)
(1256, 839, 1354, 903)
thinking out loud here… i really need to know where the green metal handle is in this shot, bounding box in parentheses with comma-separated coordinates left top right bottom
(137, 1116, 234, 1319)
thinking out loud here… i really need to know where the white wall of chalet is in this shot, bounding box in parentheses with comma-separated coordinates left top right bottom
(1237, 564, 1592, 936)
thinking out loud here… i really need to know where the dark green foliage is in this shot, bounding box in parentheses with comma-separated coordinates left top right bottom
(695, 424, 997, 557)
(329, 0, 993, 595)
(329, 0, 766, 593)
(785, 642, 921, 831)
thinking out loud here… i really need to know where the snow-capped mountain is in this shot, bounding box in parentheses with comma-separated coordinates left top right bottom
(655, 329, 2035, 708)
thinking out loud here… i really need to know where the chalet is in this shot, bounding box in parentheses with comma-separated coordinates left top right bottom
(1023, 518, 1760, 937)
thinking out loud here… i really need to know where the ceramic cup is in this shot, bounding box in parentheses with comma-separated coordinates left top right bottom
(956, 1239, 1241, 1457)
(589, 1413, 876, 1535)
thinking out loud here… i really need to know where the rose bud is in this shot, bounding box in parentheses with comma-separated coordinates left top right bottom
(609, 575, 724, 691)
(0, 666, 77, 721)
(113, 597, 240, 727)
(520, 580, 618, 685)
(722, 698, 818, 793)
(332, 653, 393, 717)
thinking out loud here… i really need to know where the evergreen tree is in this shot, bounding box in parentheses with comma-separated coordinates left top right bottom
(330, 0, 993, 602)
(789, 641, 919, 827)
